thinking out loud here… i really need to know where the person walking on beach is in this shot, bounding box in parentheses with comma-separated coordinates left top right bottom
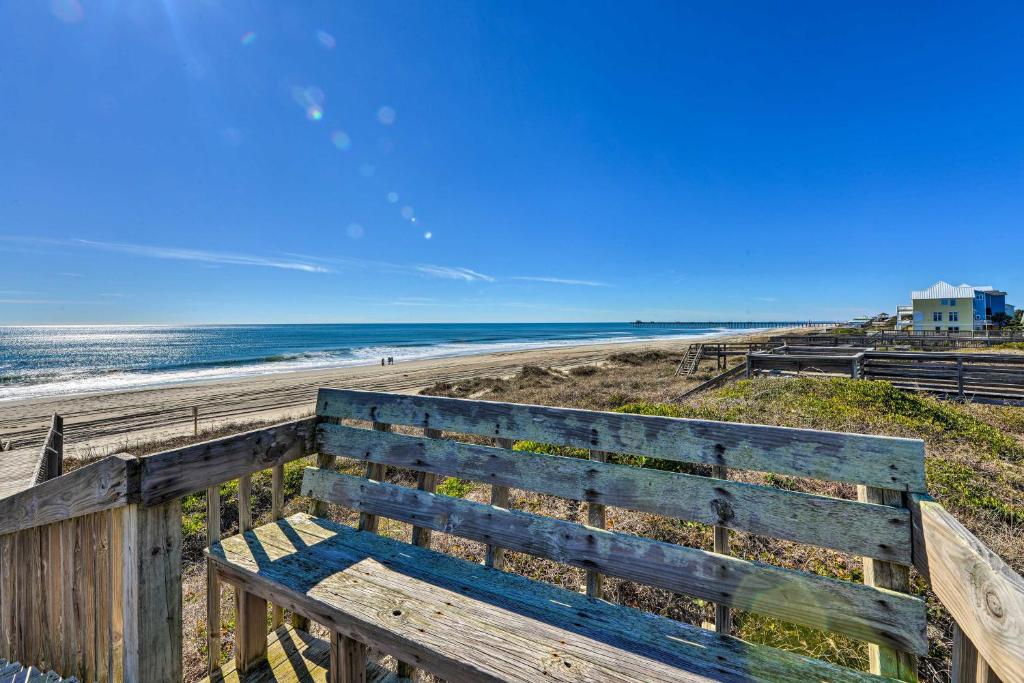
(381, 358, 385, 367)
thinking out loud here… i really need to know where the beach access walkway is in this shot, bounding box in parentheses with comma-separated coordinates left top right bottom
(0, 446, 40, 500)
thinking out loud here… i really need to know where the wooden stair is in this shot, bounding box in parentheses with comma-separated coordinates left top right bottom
(675, 343, 704, 376)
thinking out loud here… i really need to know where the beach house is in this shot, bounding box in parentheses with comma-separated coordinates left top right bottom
(911, 281, 1013, 332)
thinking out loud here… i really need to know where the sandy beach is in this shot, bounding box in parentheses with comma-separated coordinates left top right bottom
(0, 328, 794, 457)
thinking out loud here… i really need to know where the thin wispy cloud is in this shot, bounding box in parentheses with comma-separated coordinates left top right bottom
(415, 265, 495, 282)
(0, 236, 332, 274)
(0, 298, 98, 305)
(754, 296, 778, 303)
(512, 276, 609, 287)
(72, 239, 331, 273)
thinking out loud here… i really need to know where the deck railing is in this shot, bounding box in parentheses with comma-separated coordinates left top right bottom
(0, 409, 1021, 682)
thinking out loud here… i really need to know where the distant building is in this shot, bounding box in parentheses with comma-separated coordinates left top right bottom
(895, 305, 913, 331)
(911, 281, 1012, 332)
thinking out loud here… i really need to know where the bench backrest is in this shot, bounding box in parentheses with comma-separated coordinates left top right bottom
(303, 388, 929, 660)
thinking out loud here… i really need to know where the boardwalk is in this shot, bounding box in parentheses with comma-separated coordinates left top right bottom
(0, 446, 40, 500)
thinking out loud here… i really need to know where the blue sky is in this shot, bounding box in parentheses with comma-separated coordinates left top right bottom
(2, 1, 1022, 324)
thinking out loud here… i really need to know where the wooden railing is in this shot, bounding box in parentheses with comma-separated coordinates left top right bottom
(31, 413, 63, 485)
(0, 404, 1021, 682)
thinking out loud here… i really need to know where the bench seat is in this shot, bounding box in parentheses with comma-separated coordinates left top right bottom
(208, 513, 889, 683)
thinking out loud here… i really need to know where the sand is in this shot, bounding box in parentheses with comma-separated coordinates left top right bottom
(0, 328, 797, 457)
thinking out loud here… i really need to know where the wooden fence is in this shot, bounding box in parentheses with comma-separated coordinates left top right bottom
(747, 346, 868, 378)
(31, 414, 64, 486)
(774, 333, 1024, 350)
(861, 352, 1024, 400)
(748, 348, 1024, 400)
(0, 404, 1021, 682)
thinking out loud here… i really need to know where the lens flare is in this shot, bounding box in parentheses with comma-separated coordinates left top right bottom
(424, 232, 433, 240)
(386, 192, 399, 204)
(400, 206, 415, 220)
(240, 31, 257, 45)
(346, 223, 364, 239)
(292, 86, 325, 121)
(359, 163, 376, 177)
(377, 106, 396, 125)
(330, 130, 351, 150)
(317, 31, 336, 49)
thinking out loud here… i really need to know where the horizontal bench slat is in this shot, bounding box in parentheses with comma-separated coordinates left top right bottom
(316, 389, 926, 491)
(210, 513, 887, 683)
(317, 423, 912, 563)
(301, 468, 928, 654)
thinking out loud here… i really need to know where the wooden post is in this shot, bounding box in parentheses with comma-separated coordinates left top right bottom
(585, 449, 608, 599)
(397, 426, 443, 681)
(192, 407, 199, 436)
(47, 414, 64, 480)
(712, 465, 732, 635)
(330, 631, 366, 683)
(350, 424, 389, 677)
(116, 500, 183, 683)
(358, 422, 391, 533)
(296, 430, 337, 632)
(952, 623, 1004, 683)
(206, 485, 221, 674)
(485, 437, 514, 570)
(957, 357, 965, 398)
(270, 463, 285, 628)
(410, 428, 442, 549)
(858, 485, 918, 682)
(235, 473, 267, 673)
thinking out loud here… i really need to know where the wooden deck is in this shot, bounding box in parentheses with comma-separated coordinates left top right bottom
(202, 627, 403, 683)
(0, 658, 77, 682)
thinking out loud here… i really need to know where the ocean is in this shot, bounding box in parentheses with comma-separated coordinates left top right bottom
(0, 323, 745, 402)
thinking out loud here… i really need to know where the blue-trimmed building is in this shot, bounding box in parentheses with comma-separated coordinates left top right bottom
(910, 282, 1014, 332)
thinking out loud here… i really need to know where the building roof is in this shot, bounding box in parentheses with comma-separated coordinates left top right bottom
(911, 281, 998, 300)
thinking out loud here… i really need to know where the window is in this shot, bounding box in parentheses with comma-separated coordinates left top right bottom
(949, 326, 960, 332)
(949, 311, 958, 322)
(935, 326, 942, 332)
(939, 298, 947, 305)
(933, 311, 942, 322)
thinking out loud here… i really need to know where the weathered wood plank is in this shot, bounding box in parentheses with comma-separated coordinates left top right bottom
(209, 513, 887, 683)
(358, 423, 391, 534)
(271, 463, 285, 630)
(953, 623, 1004, 683)
(208, 485, 223, 675)
(198, 625, 413, 683)
(330, 631, 366, 683)
(316, 388, 926, 491)
(0, 454, 135, 537)
(409, 427, 442, 549)
(139, 417, 316, 506)
(910, 494, 1023, 683)
(858, 485, 917, 682)
(119, 500, 183, 683)
(712, 464, 732, 636)
(585, 449, 608, 599)
(302, 468, 927, 653)
(484, 437, 513, 571)
(317, 423, 913, 563)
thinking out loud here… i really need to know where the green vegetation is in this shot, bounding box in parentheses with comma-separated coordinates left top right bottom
(619, 377, 1024, 525)
(435, 476, 474, 498)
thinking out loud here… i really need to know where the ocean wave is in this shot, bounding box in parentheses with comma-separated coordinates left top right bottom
(0, 327, 762, 402)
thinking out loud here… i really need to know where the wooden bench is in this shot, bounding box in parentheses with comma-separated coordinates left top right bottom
(207, 388, 930, 682)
